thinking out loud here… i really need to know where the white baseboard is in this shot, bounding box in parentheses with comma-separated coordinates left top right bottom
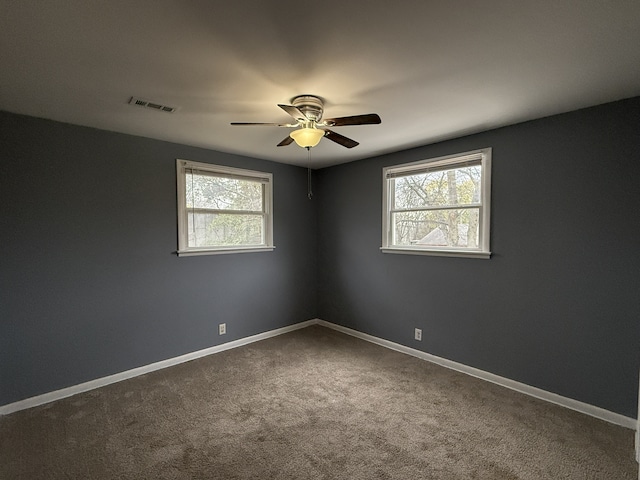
(0, 319, 317, 416)
(316, 320, 637, 431)
(1, 317, 636, 435)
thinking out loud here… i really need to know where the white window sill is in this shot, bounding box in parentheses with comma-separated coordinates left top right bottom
(177, 246, 275, 257)
(380, 247, 491, 259)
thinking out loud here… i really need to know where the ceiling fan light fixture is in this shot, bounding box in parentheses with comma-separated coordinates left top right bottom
(231, 95, 379, 149)
(290, 127, 324, 148)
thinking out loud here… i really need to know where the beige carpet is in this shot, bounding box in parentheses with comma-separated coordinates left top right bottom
(0, 325, 636, 479)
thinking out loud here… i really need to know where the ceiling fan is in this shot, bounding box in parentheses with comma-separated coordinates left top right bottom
(230, 95, 381, 149)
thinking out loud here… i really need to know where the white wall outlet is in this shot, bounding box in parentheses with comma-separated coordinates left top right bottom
(219, 323, 226, 335)
(414, 328, 422, 341)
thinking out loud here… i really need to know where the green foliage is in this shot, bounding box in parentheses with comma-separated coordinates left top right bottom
(392, 165, 481, 247)
(186, 173, 264, 247)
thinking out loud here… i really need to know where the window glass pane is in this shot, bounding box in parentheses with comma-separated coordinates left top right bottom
(393, 165, 482, 209)
(186, 173, 263, 211)
(188, 213, 264, 247)
(392, 208, 480, 248)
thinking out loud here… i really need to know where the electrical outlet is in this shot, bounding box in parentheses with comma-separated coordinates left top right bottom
(219, 323, 226, 335)
(414, 328, 422, 341)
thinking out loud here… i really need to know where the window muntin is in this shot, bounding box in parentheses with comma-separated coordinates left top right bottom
(177, 160, 274, 256)
(382, 149, 491, 258)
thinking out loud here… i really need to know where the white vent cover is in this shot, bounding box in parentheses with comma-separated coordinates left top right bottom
(128, 97, 177, 113)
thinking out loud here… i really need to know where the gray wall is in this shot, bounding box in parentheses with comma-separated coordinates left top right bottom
(316, 97, 640, 418)
(0, 112, 317, 405)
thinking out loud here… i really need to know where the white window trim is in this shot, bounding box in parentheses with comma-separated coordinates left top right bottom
(381, 148, 492, 259)
(176, 159, 274, 256)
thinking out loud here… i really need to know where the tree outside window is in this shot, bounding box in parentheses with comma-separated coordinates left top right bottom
(382, 149, 491, 258)
(177, 160, 274, 256)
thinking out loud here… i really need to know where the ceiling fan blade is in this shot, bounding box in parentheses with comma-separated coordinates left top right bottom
(230, 122, 294, 127)
(322, 113, 381, 127)
(277, 135, 295, 147)
(323, 129, 359, 148)
(278, 104, 308, 122)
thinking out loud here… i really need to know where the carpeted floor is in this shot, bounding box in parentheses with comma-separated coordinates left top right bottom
(0, 325, 637, 479)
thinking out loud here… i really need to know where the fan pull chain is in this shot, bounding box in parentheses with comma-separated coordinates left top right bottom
(306, 147, 313, 200)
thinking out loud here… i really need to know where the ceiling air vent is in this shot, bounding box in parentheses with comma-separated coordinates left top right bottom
(128, 97, 177, 113)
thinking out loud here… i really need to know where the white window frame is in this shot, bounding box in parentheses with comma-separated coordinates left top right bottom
(176, 159, 274, 256)
(381, 148, 492, 259)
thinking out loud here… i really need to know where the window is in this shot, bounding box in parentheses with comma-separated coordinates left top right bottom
(176, 160, 274, 256)
(382, 148, 491, 258)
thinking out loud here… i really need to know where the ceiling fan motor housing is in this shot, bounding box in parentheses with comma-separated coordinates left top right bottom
(291, 95, 324, 123)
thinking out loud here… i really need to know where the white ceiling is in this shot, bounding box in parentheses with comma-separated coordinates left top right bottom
(2, 1, 640, 168)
